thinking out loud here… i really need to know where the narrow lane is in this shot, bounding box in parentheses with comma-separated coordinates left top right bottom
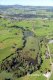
(47, 44, 53, 80)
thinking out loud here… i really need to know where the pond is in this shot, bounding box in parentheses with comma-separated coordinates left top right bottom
(48, 40, 53, 44)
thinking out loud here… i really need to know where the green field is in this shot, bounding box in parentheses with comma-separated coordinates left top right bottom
(0, 6, 53, 80)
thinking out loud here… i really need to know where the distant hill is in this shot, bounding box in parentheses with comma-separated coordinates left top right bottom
(0, 5, 53, 10)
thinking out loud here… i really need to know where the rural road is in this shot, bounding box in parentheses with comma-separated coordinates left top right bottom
(47, 44, 53, 80)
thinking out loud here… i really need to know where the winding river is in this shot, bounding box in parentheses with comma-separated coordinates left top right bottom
(2, 26, 35, 61)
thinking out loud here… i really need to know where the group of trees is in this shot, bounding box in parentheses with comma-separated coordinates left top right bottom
(0, 51, 42, 78)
